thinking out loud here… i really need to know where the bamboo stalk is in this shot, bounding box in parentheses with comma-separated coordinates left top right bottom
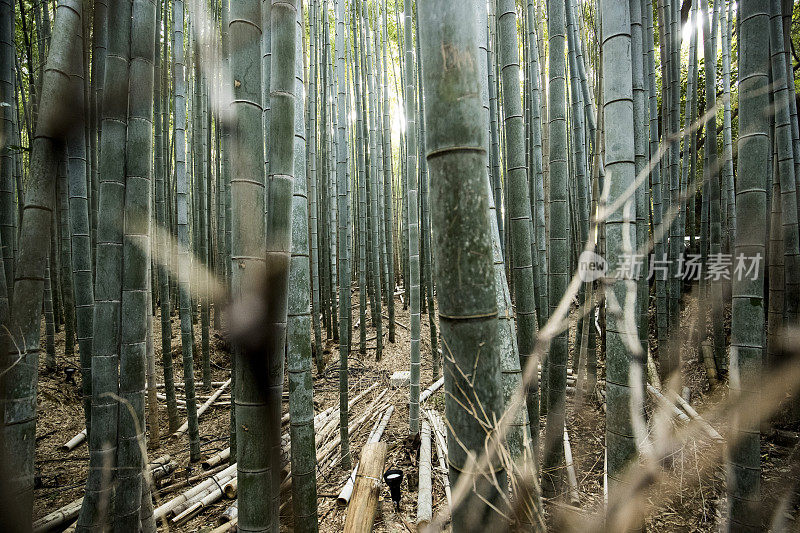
(342, 442, 388, 533)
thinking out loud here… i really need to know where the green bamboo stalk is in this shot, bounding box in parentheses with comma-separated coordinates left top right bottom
(156, 0, 179, 434)
(263, 1, 298, 528)
(417, 3, 507, 527)
(601, 0, 640, 501)
(727, 0, 768, 528)
(44, 257, 56, 372)
(192, 36, 211, 392)
(629, 0, 649, 354)
(768, 0, 800, 323)
(89, 1, 107, 268)
(543, 0, 570, 497)
(114, 1, 157, 526)
(228, 0, 269, 526)
(495, 0, 539, 478)
(66, 30, 94, 431)
(287, 7, 318, 528)
(680, 0, 698, 265)
(57, 156, 75, 361)
(174, 0, 201, 463)
(353, 0, 367, 357)
(700, 0, 725, 375)
(643, 0, 667, 356)
(0, 0, 14, 295)
(219, 0, 235, 458)
(76, 0, 129, 525)
(335, 0, 352, 471)
(721, 0, 735, 248)
(381, 0, 395, 344)
(364, 0, 383, 362)
(307, 0, 323, 373)
(404, 0, 422, 437)
(524, 1, 547, 331)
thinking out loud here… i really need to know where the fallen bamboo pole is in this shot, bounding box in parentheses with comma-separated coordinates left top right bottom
(33, 498, 83, 533)
(169, 471, 236, 519)
(171, 477, 234, 526)
(157, 381, 228, 388)
(427, 411, 451, 508)
(668, 390, 724, 442)
(417, 419, 433, 529)
(419, 377, 444, 403)
(563, 427, 580, 505)
(647, 384, 690, 423)
(154, 463, 237, 521)
(202, 447, 231, 470)
(155, 462, 229, 493)
(60, 429, 87, 452)
(172, 378, 231, 438)
(342, 442, 388, 533)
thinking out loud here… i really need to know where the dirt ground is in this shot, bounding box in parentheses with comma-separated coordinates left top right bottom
(33, 289, 800, 531)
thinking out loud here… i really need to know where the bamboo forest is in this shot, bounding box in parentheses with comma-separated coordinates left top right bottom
(2, 0, 800, 531)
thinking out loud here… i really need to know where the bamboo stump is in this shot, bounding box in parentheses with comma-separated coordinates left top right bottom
(342, 442, 388, 533)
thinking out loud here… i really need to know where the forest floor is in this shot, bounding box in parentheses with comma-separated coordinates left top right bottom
(32, 289, 800, 532)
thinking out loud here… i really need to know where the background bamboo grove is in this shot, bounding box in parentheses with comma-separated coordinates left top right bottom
(0, 0, 800, 532)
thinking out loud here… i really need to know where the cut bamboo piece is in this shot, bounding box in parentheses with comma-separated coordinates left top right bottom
(223, 477, 237, 498)
(700, 341, 718, 387)
(417, 420, 433, 528)
(563, 427, 580, 505)
(667, 390, 724, 442)
(60, 429, 87, 452)
(342, 442, 388, 533)
(172, 378, 231, 438)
